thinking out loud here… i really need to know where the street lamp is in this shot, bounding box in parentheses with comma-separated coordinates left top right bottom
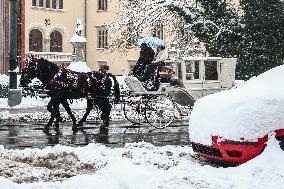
(8, 0, 22, 106)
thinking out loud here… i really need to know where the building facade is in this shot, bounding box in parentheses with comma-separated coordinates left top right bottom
(24, 0, 239, 75)
(24, 0, 141, 75)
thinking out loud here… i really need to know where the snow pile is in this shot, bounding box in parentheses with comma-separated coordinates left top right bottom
(70, 33, 87, 43)
(189, 65, 284, 145)
(67, 61, 91, 73)
(0, 140, 283, 188)
(0, 74, 8, 85)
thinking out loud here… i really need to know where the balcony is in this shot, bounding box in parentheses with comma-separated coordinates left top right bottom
(25, 52, 75, 65)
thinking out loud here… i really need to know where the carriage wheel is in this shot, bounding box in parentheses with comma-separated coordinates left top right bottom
(145, 94, 176, 129)
(123, 99, 146, 125)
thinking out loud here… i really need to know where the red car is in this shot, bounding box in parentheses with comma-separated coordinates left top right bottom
(192, 129, 284, 164)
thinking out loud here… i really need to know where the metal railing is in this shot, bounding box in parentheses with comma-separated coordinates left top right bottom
(25, 52, 75, 65)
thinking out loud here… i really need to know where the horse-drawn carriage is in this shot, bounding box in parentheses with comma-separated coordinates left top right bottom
(19, 55, 236, 131)
(122, 56, 237, 128)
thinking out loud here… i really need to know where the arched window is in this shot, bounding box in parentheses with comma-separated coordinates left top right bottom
(50, 30, 62, 52)
(29, 29, 43, 52)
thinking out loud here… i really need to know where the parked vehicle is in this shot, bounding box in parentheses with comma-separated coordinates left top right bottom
(190, 65, 284, 164)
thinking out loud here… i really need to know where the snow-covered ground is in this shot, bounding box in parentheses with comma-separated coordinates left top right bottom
(0, 137, 284, 189)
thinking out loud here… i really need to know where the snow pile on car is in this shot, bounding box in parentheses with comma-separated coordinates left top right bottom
(189, 65, 284, 145)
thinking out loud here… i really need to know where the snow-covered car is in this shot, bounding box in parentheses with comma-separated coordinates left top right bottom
(189, 65, 284, 164)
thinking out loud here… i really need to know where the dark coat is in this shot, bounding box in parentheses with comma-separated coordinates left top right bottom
(133, 46, 155, 78)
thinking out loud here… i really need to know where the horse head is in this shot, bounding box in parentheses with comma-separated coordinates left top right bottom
(20, 55, 39, 87)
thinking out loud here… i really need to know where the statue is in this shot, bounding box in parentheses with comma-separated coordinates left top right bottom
(76, 19, 84, 36)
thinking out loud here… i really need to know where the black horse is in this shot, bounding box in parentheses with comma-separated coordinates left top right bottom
(20, 57, 120, 132)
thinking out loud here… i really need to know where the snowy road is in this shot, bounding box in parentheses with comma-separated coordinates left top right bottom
(0, 120, 190, 149)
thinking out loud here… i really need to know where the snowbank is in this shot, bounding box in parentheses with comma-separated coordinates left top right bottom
(0, 139, 283, 189)
(189, 65, 284, 145)
(67, 61, 91, 73)
(0, 74, 8, 85)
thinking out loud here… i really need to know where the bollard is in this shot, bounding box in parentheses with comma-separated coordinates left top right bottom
(8, 89, 22, 107)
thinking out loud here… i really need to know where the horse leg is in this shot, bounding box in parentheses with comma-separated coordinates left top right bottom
(45, 98, 57, 132)
(61, 99, 77, 127)
(97, 97, 111, 128)
(54, 110, 61, 133)
(77, 99, 93, 127)
(46, 98, 61, 133)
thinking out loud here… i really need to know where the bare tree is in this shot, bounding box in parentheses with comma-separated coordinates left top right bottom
(108, 0, 201, 55)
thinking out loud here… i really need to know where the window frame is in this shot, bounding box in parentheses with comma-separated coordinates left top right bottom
(52, 0, 57, 9)
(38, 0, 44, 7)
(32, 0, 63, 10)
(97, 27, 108, 49)
(50, 30, 63, 52)
(204, 60, 219, 81)
(98, 0, 108, 11)
(152, 22, 164, 40)
(185, 61, 200, 80)
(29, 29, 43, 52)
(45, 0, 51, 8)
(58, 0, 63, 9)
(32, 0, 37, 7)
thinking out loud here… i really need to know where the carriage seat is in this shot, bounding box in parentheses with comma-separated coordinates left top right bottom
(124, 76, 165, 94)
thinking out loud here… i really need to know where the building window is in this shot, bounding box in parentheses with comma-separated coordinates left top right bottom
(39, 0, 44, 7)
(50, 30, 62, 52)
(185, 61, 199, 80)
(125, 23, 137, 47)
(29, 29, 43, 52)
(46, 0, 50, 8)
(52, 0, 57, 9)
(204, 61, 218, 80)
(59, 0, 63, 9)
(98, 0, 107, 11)
(152, 22, 164, 39)
(98, 28, 108, 48)
(32, 0, 37, 6)
(32, 0, 62, 10)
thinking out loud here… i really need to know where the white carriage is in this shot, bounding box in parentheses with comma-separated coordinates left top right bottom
(123, 56, 237, 128)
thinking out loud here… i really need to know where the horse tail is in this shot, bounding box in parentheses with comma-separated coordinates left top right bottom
(107, 73, 120, 103)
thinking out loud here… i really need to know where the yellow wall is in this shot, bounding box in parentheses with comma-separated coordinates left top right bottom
(25, 0, 84, 54)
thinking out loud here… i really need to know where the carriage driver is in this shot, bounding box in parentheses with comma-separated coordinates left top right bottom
(141, 45, 168, 90)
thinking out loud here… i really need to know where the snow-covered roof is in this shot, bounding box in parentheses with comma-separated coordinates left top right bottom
(189, 64, 284, 145)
